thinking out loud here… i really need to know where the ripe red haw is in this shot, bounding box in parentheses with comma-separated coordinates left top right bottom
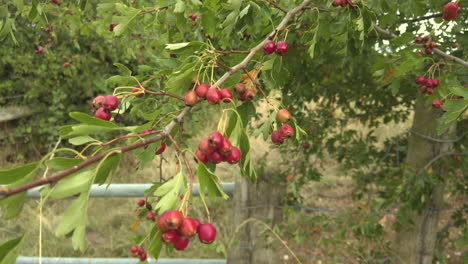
(103, 95, 119, 111)
(179, 218, 198, 237)
(220, 88, 233, 103)
(164, 210, 184, 230)
(161, 230, 178, 245)
(137, 200, 145, 207)
(184, 90, 198, 106)
(280, 124, 295, 138)
(156, 142, 166, 155)
(432, 99, 443, 108)
(276, 109, 292, 123)
(92, 95, 105, 108)
(198, 223, 217, 244)
(95, 107, 112, 121)
(132, 84, 144, 98)
(415, 76, 426, 85)
(199, 138, 216, 154)
(443, 2, 459, 21)
(234, 83, 246, 94)
(195, 149, 208, 163)
(207, 151, 224, 164)
(206, 88, 221, 104)
(271, 130, 284, 145)
(174, 235, 190, 250)
(109, 23, 118, 32)
(263, 40, 276, 54)
(146, 212, 157, 221)
(196, 83, 210, 98)
(208, 132, 224, 149)
(226, 147, 241, 164)
(275, 41, 289, 56)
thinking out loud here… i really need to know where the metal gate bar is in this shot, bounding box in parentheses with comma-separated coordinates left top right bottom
(25, 183, 235, 198)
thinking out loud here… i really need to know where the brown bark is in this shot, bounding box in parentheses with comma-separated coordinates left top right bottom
(227, 172, 285, 264)
(394, 96, 456, 264)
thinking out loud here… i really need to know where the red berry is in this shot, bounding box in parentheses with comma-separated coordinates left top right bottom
(92, 95, 105, 108)
(425, 48, 433, 54)
(208, 132, 224, 148)
(417, 51, 424, 56)
(206, 88, 221, 104)
(415, 37, 424, 43)
(432, 99, 443, 108)
(179, 217, 198, 237)
(51, 0, 61, 5)
(132, 84, 144, 98)
(218, 137, 233, 156)
(415, 76, 426, 85)
(193, 218, 201, 230)
(199, 138, 216, 154)
(263, 40, 276, 54)
(95, 107, 112, 121)
(103, 95, 119, 111)
(165, 210, 184, 230)
(276, 109, 292, 123)
(130, 245, 139, 253)
(225, 147, 241, 164)
(196, 83, 210, 98)
(157, 211, 170, 232)
(419, 86, 427, 93)
(138, 248, 145, 254)
(428, 42, 437, 48)
(146, 212, 157, 221)
(426, 87, 435, 95)
(275, 41, 289, 56)
(240, 89, 256, 101)
(189, 13, 197, 21)
(220, 88, 234, 103)
(280, 124, 295, 139)
(198, 223, 217, 244)
(194, 149, 208, 163)
(443, 2, 459, 21)
(425, 79, 435, 87)
(35, 46, 44, 54)
(234, 83, 246, 94)
(207, 151, 224, 164)
(137, 200, 145, 207)
(161, 230, 178, 244)
(156, 142, 166, 155)
(109, 23, 118, 32)
(174, 235, 190, 250)
(332, 0, 346, 7)
(139, 253, 147, 261)
(271, 130, 284, 145)
(184, 91, 198, 106)
(433, 79, 440, 87)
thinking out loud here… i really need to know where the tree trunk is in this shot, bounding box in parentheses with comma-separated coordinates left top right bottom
(394, 96, 456, 264)
(227, 172, 285, 264)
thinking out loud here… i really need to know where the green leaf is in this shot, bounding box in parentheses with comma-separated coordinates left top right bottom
(0, 235, 23, 263)
(136, 142, 158, 169)
(390, 32, 414, 48)
(197, 163, 229, 199)
(165, 62, 197, 96)
(450, 86, 468, 98)
(154, 171, 185, 214)
(72, 225, 86, 252)
(69, 112, 120, 128)
(47, 170, 93, 199)
(55, 192, 89, 237)
(201, 8, 216, 36)
(60, 124, 127, 138)
(95, 154, 121, 184)
(69, 136, 98, 146)
(113, 63, 132, 76)
(237, 102, 256, 127)
(238, 130, 257, 181)
(0, 162, 38, 184)
(46, 158, 82, 170)
(165, 42, 190, 50)
(225, 111, 243, 146)
(148, 226, 163, 258)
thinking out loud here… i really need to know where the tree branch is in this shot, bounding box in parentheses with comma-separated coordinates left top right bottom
(373, 24, 468, 68)
(402, 13, 443, 22)
(144, 89, 184, 100)
(0, 0, 313, 200)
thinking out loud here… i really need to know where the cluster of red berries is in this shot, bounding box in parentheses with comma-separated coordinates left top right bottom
(443, 2, 459, 21)
(271, 109, 295, 145)
(130, 245, 148, 261)
(415, 76, 440, 95)
(158, 210, 216, 250)
(195, 132, 241, 164)
(233, 83, 256, 102)
(184, 83, 233, 106)
(414, 37, 437, 55)
(332, 0, 355, 7)
(92, 95, 119, 121)
(263, 40, 289, 56)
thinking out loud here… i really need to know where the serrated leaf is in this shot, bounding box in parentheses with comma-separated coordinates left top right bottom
(154, 172, 185, 214)
(72, 225, 86, 252)
(136, 142, 158, 169)
(69, 136, 98, 146)
(0, 162, 38, 184)
(201, 8, 216, 36)
(165, 42, 190, 50)
(69, 112, 120, 128)
(46, 158, 82, 170)
(113, 63, 132, 76)
(0, 235, 23, 263)
(47, 170, 93, 199)
(450, 86, 468, 98)
(197, 163, 229, 199)
(95, 154, 121, 184)
(55, 192, 89, 237)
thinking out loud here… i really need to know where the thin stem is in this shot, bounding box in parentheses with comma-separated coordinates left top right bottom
(144, 89, 184, 100)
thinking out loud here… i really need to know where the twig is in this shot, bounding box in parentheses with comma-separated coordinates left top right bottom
(373, 24, 468, 68)
(402, 13, 443, 22)
(263, 0, 288, 14)
(213, 49, 250, 54)
(167, 135, 195, 183)
(417, 152, 468, 176)
(101, 130, 161, 147)
(144, 89, 184, 100)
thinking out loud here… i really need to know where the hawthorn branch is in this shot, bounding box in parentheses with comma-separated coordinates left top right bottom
(144, 89, 184, 100)
(0, 0, 312, 200)
(213, 49, 250, 54)
(402, 13, 443, 22)
(373, 24, 468, 68)
(101, 130, 161, 147)
(263, 0, 288, 14)
(167, 135, 195, 183)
